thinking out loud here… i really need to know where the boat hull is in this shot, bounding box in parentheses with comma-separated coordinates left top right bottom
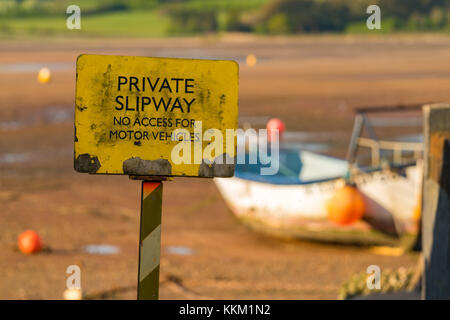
(214, 164, 422, 247)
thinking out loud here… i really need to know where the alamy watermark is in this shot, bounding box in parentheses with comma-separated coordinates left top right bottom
(366, 5, 381, 30)
(66, 4, 381, 32)
(366, 265, 381, 290)
(66, 264, 81, 289)
(169, 121, 280, 176)
(66, 5, 81, 30)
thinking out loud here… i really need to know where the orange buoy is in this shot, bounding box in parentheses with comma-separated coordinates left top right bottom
(327, 185, 365, 225)
(18, 230, 42, 254)
(38, 67, 51, 83)
(266, 118, 285, 142)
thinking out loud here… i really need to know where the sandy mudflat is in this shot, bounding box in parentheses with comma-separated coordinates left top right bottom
(2, 34, 448, 299)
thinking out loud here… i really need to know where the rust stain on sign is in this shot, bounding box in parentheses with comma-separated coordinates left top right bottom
(123, 158, 172, 176)
(198, 153, 235, 177)
(74, 54, 238, 177)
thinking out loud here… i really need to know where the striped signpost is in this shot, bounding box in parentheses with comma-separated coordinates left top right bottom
(74, 54, 238, 299)
(138, 181, 163, 299)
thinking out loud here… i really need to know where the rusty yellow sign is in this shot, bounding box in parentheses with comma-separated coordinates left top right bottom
(74, 54, 238, 177)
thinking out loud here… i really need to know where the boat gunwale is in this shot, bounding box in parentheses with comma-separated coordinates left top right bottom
(234, 158, 418, 186)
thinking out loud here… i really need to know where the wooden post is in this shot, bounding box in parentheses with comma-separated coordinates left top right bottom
(137, 181, 163, 300)
(422, 103, 450, 299)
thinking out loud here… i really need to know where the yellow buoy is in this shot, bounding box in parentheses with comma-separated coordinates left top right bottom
(63, 288, 83, 300)
(368, 246, 405, 256)
(413, 194, 422, 222)
(38, 67, 51, 83)
(246, 54, 257, 67)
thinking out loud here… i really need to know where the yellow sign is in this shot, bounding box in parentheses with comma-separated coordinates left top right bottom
(74, 54, 238, 177)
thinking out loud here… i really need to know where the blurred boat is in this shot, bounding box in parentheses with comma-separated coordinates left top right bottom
(215, 105, 424, 247)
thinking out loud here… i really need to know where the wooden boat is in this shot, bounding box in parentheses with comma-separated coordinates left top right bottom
(214, 106, 424, 247)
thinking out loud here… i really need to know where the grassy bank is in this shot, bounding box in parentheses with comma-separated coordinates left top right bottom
(0, 10, 171, 38)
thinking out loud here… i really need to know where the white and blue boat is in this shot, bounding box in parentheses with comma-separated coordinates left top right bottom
(215, 106, 424, 247)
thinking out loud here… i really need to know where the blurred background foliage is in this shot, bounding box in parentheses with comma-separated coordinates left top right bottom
(1, 0, 450, 37)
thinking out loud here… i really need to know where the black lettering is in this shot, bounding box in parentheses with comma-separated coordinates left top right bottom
(183, 98, 195, 112)
(170, 98, 183, 112)
(171, 78, 183, 92)
(152, 97, 172, 112)
(113, 116, 122, 125)
(109, 130, 118, 139)
(146, 77, 160, 92)
(121, 116, 130, 125)
(115, 95, 124, 110)
(185, 78, 194, 93)
(141, 96, 151, 111)
(159, 78, 172, 92)
(118, 76, 127, 91)
(118, 131, 127, 139)
(129, 77, 139, 92)
(125, 96, 136, 111)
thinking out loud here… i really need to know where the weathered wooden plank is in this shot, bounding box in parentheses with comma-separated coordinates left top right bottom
(422, 103, 450, 299)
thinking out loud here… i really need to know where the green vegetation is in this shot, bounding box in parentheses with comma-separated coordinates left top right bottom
(338, 267, 416, 300)
(0, 10, 170, 37)
(1, 0, 450, 37)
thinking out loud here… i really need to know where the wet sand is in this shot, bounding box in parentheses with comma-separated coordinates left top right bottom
(2, 34, 449, 299)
